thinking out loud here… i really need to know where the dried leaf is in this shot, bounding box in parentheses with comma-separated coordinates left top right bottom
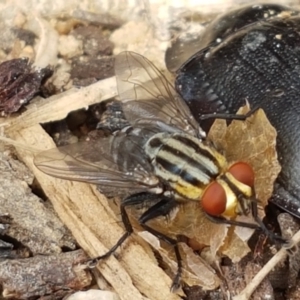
(209, 106, 280, 209)
(208, 106, 280, 260)
(138, 231, 220, 290)
(221, 229, 251, 263)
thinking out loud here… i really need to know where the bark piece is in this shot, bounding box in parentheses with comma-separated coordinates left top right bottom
(0, 250, 91, 299)
(0, 58, 52, 114)
(0, 152, 75, 254)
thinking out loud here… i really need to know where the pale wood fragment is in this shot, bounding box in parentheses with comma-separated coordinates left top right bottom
(7, 76, 117, 133)
(6, 85, 179, 299)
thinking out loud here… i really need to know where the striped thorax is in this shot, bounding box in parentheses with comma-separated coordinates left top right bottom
(145, 132, 255, 218)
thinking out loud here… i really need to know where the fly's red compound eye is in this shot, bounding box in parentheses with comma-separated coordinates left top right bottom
(228, 162, 255, 187)
(201, 181, 226, 216)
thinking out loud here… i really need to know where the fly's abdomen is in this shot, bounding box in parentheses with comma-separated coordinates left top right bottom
(145, 132, 227, 200)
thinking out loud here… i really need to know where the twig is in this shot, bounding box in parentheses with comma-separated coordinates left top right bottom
(232, 229, 300, 300)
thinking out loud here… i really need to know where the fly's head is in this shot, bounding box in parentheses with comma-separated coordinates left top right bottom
(201, 161, 255, 218)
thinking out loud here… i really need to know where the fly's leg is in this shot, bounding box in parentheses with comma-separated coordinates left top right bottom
(138, 198, 182, 291)
(205, 213, 260, 229)
(87, 192, 162, 267)
(251, 201, 287, 244)
(205, 206, 287, 244)
(199, 106, 259, 121)
(86, 204, 131, 267)
(220, 176, 286, 244)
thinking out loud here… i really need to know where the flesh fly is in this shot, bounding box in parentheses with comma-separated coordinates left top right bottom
(34, 51, 284, 290)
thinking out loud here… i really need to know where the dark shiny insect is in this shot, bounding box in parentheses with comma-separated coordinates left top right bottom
(166, 3, 297, 73)
(173, 4, 300, 219)
(34, 51, 283, 290)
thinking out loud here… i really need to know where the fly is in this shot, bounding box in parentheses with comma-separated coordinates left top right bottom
(34, 51, 285, 290)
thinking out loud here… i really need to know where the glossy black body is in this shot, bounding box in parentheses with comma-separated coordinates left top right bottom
(174, 4, 300, 218)
(166, 4, 294, 73)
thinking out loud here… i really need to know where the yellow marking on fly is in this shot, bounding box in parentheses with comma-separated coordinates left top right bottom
(171, 181, 205, 201)
(205, 145, 227, 172)
(225, 172, 253, 197)
(217, 179, 238, 218)
(216, 173, 253, 218)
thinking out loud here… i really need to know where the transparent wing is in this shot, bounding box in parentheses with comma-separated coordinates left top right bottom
(115, 51, 205, 138)
(34, 130, 160, 191)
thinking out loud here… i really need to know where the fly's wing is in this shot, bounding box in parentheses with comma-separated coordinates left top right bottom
(34, 130, 160, 194)
(115, 51, 205, 139)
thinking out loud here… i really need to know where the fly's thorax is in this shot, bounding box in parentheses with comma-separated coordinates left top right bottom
(144, 132, 227, 201)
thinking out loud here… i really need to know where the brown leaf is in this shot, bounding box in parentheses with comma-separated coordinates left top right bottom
(208, 106, 280, 260)
(138, 231, 220, 290)
(209, 106, 280, 208)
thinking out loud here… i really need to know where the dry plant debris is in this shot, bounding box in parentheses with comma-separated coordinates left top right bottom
(0, 58, 52, 114)
(139, 231, 220, 290)
(208, 106, 281, 211)
(0, 1, 296, 299)
(0, 151, 75, 255)
(0, 250, 91, 299)
(66, 289, 120, 300)
(232, 228, 300, 300)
